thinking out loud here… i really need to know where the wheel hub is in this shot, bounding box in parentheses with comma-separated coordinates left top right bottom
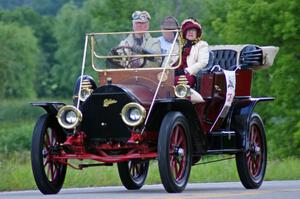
(42, 149, 48, 157)
(251, 143, 260, 152)
(174, 146, 184, 162)
(250, 143, 261, 160)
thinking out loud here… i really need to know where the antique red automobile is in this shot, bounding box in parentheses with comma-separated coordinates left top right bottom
(31, 30, 279, 194)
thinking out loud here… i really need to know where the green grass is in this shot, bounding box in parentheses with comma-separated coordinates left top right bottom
(1, 152, 300, 191)
(0, 120, 34, 153)
(0, 98, 71, 153)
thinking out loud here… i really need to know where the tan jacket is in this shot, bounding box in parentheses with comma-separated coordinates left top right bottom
(119, 33, 162, 67)
(185, 40, 209, 75)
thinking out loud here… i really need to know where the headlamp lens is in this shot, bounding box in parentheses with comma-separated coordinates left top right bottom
(129, 108, 141, 121)
(65, 111, 77, 124)
(121, 103, 146, 127)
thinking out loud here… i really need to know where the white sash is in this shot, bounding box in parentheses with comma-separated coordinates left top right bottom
(210, 69, 236, 132)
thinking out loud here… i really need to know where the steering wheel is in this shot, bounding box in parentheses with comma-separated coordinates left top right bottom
(106, 46, 146, 68)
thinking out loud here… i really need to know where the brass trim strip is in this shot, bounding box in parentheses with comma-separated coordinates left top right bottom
(93, 51, 178, 59)
(88, 29, 179, 36)
(90, 30, 182, 71)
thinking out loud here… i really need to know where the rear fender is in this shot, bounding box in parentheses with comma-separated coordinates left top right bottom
(230, 97, 274, 151)
(147, 99, 207, 154)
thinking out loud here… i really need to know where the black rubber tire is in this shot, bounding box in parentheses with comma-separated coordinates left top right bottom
(236, 113, 267, 189)
(117, 160, 149, 190)
(31, 114, 67, 194)
(158, 111, 192, 193)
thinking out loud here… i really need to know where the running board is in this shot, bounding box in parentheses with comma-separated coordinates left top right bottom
(207, 131, 240, 152)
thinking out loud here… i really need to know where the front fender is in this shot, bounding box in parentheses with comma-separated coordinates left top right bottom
(146, 98, 207, 154)
(230, 97, 274, 151)
(31, 102, 65, 116)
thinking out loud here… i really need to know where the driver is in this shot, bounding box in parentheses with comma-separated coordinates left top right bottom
(119, 10, 162, 67)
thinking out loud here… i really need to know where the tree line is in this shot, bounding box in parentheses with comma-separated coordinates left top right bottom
(0, 0, 299, 157)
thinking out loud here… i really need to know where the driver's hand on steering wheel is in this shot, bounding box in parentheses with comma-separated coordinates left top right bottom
(132, 45, 144, 54)
(132, 45, 155, 61)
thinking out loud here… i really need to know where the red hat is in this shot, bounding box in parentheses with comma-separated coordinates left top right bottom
(181, 18, 202, 39)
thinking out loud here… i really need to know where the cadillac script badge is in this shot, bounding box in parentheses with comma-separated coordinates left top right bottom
(103, 99, 117, 107)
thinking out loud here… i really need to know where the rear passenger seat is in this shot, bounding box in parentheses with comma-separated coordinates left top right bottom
(211, 49, 237, 70)
(195, 49, 238, 91)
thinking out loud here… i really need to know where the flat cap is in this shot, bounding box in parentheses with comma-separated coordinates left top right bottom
(161, 16, 179, 30)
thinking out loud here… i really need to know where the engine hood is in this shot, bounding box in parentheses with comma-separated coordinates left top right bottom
(116, 83, 155, 105)
(79, 84, 153, 142)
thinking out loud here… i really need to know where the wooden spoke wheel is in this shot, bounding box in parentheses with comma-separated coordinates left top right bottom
(158, 112, 192, 193)
(117, 159, 149, 190)
(236, 113, 267, 189)
(31, 114, 67, 194)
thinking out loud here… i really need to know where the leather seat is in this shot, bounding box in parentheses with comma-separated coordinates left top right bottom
(212, 49, 237, 70)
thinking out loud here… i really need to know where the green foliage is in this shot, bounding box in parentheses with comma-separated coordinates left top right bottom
(0, 8, 60, 97)
(0, 22, 40, 98)
(50, 2, 91, 97)
(0, 0, 84, 15)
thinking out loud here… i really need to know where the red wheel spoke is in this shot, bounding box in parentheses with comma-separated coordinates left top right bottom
(169, 155, 174, 170)
(53, 163, 58, 181)
(170, 124, 187, 181)
(253, 130, 258, 143)
(42, 126, 60, 182)
(178, 160, 184, 179)
(249, 162, 253, 176)
(246, 151, 250, 158)
(177, 134, 183, 146)
(181, 136, 186, 150)
(169, 148, 174, 154)
(247, 156, 251, 170)
(174, 126, 179, 144)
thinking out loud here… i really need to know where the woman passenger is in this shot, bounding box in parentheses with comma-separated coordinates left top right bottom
(176, 18, 209, 87)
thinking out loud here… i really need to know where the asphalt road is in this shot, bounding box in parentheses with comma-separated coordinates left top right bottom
(1, 181, 300, 199)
